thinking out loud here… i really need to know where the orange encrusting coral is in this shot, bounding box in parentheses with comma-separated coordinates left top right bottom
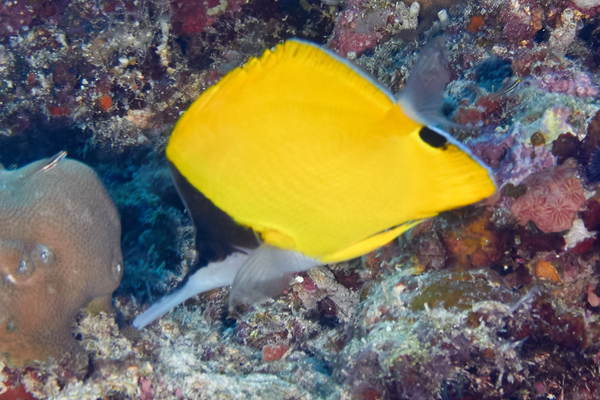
(99, 94, 113, 111)
(262, 343, 289, 361)
(466, 16, 485, 32)
(535, 259, 561, 283)
(444, 216, 503, 269)
(48, 106, 70, 116)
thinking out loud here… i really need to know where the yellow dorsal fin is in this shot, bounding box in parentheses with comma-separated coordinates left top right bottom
(170, 40, 408, 147)
(231, 40, 396, 111)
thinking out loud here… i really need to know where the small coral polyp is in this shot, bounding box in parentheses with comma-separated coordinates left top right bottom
(0, 152, 123, 368)
(511, 160, 586, 233)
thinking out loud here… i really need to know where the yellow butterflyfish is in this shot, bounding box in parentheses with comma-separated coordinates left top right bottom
(133, 39, 496, 328)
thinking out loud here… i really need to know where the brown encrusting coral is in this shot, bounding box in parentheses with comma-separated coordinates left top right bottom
(0, 153, 122, 369)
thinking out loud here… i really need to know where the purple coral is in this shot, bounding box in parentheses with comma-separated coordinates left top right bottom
(329, 0, 391, 58)
(329, 0, 420, 57)
(511, 162, 586, 233)
(535, 69, 599, 97)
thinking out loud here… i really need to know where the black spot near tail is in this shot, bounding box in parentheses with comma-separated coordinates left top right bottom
(419, 127, 448, 148)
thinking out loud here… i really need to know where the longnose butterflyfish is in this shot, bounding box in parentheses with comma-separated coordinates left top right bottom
(133, 39, 496, 329)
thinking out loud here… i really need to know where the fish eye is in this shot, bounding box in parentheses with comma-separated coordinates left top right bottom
(419, 127, 448, 148)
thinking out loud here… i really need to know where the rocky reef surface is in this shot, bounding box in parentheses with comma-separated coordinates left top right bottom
(3, 0, 600, 399)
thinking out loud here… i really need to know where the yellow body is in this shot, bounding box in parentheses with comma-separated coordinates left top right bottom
(167, 41, 496, 263)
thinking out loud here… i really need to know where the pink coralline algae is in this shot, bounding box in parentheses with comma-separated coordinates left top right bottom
(500, 5, 538, 42)
(470, 135, 515, 169)
(329, 0, 419, 57)
(455, 95, 504, 126)
(511, 161, 586, 233)
(535, 69, 600, 97)
(497, 134, 556, 186)
(329, 0, 390, 57)
(170, 0, 245, 35)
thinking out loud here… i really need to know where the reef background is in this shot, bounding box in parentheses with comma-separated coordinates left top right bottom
(3, 0, 600, 399)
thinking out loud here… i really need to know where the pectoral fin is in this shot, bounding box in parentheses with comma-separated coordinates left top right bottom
(229, 244, 321, 309)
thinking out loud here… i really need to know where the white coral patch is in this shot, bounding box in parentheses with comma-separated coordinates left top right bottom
(564, 218, 595, 250)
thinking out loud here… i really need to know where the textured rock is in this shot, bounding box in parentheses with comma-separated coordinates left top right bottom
(0, 152, 123, 368)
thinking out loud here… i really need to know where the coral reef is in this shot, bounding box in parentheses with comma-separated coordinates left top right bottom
(0, 153, 122, 369)
(535, 69, 599, 97)
(3, 0, 600, 398)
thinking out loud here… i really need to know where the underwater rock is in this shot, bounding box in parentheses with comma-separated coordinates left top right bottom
(536, 69, 599, 97)
(0, 152, 123, 368)
(330, 0, 420, 58)
(551, 132, 580, 165)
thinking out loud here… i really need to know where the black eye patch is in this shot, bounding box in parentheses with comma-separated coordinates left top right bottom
(419, 127, 448, 148)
